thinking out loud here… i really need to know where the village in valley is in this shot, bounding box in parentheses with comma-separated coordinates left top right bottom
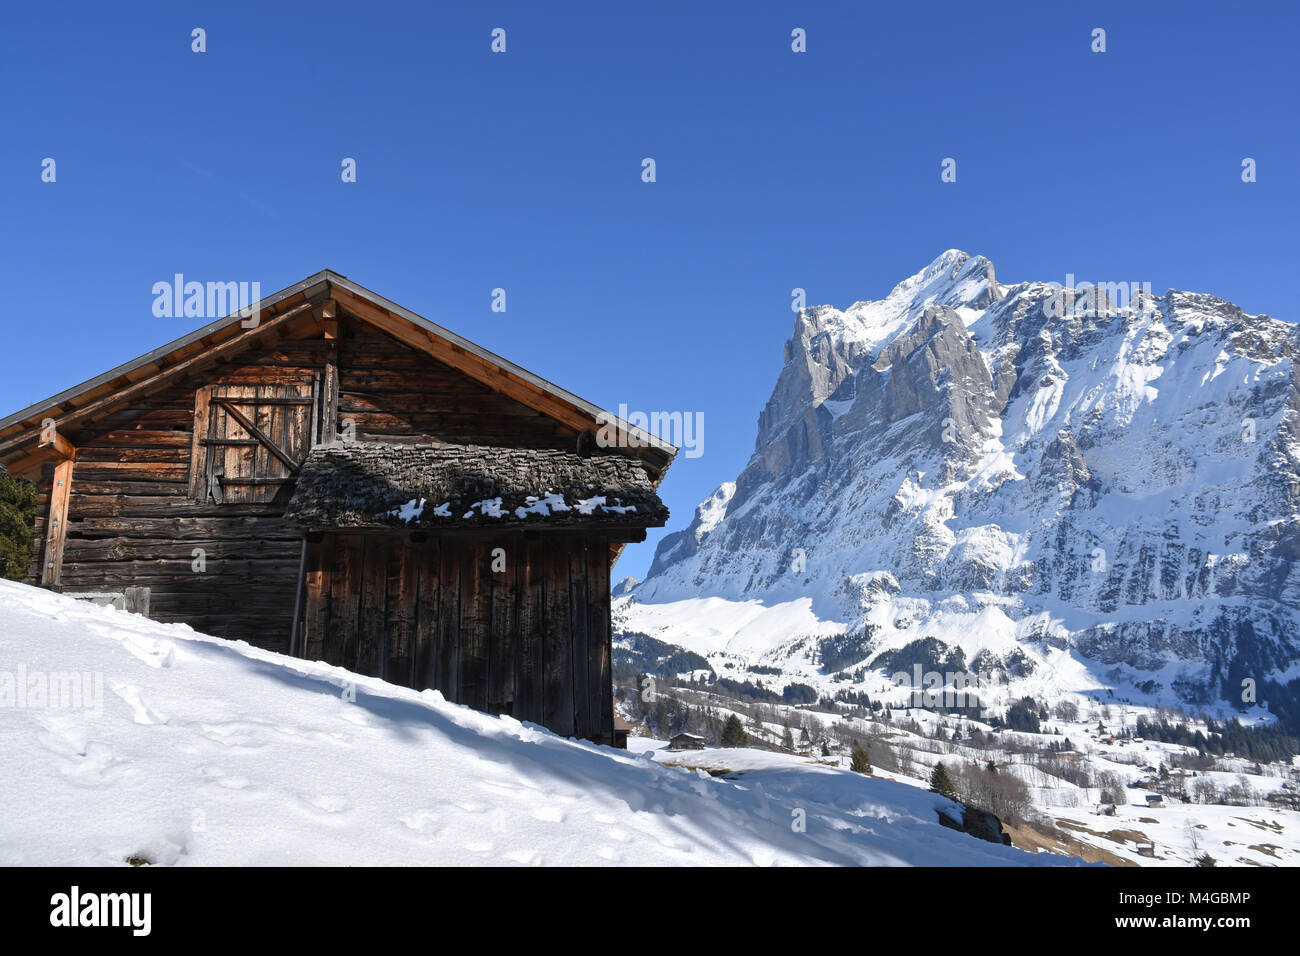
(610, 629, 1300, 867)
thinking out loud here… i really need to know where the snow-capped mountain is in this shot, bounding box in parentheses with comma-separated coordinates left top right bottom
(626, 250, 1300, 715)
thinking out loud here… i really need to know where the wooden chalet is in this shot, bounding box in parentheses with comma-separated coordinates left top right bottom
(0, 271, 676, 745)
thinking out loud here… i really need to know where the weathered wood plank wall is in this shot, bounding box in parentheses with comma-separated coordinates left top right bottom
(301, 532, 613, 743)
(336, 325, 576, 449)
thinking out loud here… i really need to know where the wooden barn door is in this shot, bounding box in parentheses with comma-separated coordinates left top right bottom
(195, 383, 314, 504)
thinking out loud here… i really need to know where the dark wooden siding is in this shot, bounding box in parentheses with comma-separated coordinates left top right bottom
(301, 531, 613, 743)
(337, 322, 577, 449)
(27, 461, 52, 582)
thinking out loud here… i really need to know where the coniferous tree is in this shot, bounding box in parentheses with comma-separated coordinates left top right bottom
(930, 762, 957, 799)
(850, 746, 872, 775)
(0, 469, 36, 582)
(721, 714, 748, 748)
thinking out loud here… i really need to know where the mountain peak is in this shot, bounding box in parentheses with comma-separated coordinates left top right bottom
(755, 250, 1004, 472)
(635, 254, 1300, 716)
(883, 250, 999, 307)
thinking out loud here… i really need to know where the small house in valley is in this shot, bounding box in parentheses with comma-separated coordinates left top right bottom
(0, 271, 676, 745)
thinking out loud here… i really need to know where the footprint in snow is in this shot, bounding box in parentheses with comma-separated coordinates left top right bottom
(195, 721, 271, 751)
(88, 623, 176, 668)
(34, 715, 88, 758)
(295, 793, 351, 816)
(197, 765, 253, 791)
(399, 811, 443, 834)
(125, 635, 176, 669)
(111, 683, 169, 725)
(33, 717, 125, 787)
(58, 741, 124, 788)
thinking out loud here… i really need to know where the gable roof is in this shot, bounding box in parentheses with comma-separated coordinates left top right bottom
(285, 441, 669, 531)
(0, 270, 678, 479)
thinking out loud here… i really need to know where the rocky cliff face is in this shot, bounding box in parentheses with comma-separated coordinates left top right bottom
(632, 250, 1300, 712)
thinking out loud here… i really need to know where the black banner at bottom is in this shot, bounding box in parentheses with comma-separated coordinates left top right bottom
(0, 864, 1274, 942)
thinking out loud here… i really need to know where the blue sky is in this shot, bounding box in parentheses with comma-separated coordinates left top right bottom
(2, 0, 1296, 580)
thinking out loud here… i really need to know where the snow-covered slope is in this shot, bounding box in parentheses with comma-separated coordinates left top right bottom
(628, 250, 1300, 716)
(0, 580, 1076, 866)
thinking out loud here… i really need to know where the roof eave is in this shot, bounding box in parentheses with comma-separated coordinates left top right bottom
(0, 269, 681, 473)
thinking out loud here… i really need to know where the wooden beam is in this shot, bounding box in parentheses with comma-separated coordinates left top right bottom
(188, 386, 212, 500)
(41, 456, 74, 587)
(321, 347, 339, 443)
(217, 396, 313, 406)
(216, 476, 296, 487)
(38, 430, 75, 460)
(308, 290, 339, 324)
(289, 535, 308, 658)
(6, 428, 76, 479)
